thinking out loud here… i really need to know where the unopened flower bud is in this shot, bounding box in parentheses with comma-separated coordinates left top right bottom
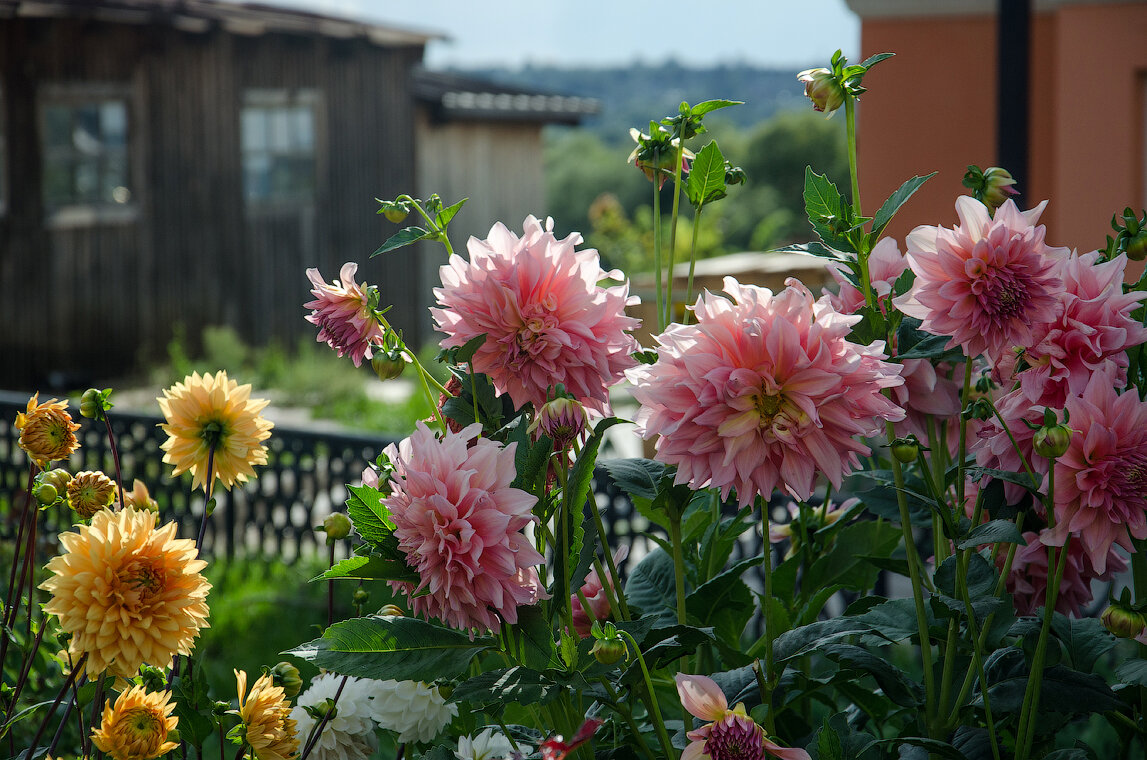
(322, 512, 352, 541)
(981, 167, 1019, 210)
(79, 389, 101, 419)
(890, 436, 920, 464)
(352, 588, 370, 606)
(379, 604, 404, 617)
(590, 638, 627, 665)
(1102, 602, 1147, 639)
(379, 201, 409, 224)
(529, 397, 589, 447)
(41, 468, 72, 493)
(371, 349, 406, 381)
(35, 483, 58, 505)
(122, 479, 159, 512)
(271, 662, 303, 698)
(1033, 424, 1072, 459)
(797, 68, 845, 117)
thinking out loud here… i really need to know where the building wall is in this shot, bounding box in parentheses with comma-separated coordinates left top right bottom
(0, 16, 423, 388)
(853, 1, 1147, 261)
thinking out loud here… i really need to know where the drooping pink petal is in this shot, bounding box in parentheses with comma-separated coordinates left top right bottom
(304, 262, 387, 367)
(676, 673, 729, 722)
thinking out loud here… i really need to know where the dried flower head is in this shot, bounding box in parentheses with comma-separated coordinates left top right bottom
(305, 262, 388, 367)
(15, 393, 80, 468)
(158, 371, 273, 492)
(66, 470, 117, 518)
(233, 670, 299, 760)
(41, 507, 211, 677)
(90, 686, 179, 760)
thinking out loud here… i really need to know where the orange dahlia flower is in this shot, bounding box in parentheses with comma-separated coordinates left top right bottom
(66, 470, 117, 518)
(15, 393, 80, 468)
(41, 507, 211, 677)
(233, 669, 299, 760)
(91, 685, 179, 760)
(158, 371, 273, 492)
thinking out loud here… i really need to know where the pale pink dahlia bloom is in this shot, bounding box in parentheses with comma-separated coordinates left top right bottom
(971, 386, 1046, 505)
(893, 197, 1067, 362)
(1043, 371, 1147, 574)
(432, 216, 640, 413)
(305, 262, 386, 367)
(1005, 531, 1126, 618)
(629, 277, 904, 506)
(383, 422, 546, 631)
(1001, 251, 1147, 408)
(676, 674, 810, 760)
(570, 546, 628, 638)
(825, 236, 907, 315)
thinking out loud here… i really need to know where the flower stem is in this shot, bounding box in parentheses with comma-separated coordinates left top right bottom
(844, 94, 874, 310)
(668, 512, 687, 625)
(760, 498, 776, 735)
(955, 550, 1002, 760)
(590, 498, 630, 620)
(664, 143, 686, 325)
(300, 675, 349, 760)
(681, 207, 703, 327)
(652, 149, 665, 331)
(618, 630, 677, 760)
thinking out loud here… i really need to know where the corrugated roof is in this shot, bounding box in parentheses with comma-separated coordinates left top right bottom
(412, 68, 599, 125)
(0, 0, 441, 46)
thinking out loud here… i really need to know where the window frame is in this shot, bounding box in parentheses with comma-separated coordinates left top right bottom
(240, 87, 322, 212)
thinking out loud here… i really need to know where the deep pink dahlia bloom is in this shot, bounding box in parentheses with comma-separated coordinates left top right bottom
(383, 422, 546, 631)
(570, 546, 628, 638)
(304, 262, 387, 367)
(432, 216, 640, 413)
(893, 197, 1067, 362)
(1043, 372, 1147, 574)
(629, 277, 904, 506)
(1002, 252, 1147, 408)
(825, 236, 907, 315)
(676, 674, 810, 760)
(1005, 531, 1126, 617)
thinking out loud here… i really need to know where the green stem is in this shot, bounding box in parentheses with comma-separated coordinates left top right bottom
(760, 498, 776, 735)
(618, 630, 677, 760)
(590, 498, 631, 620)
(664, 143, 686, 326)
(681, 206, 704, 327)
(652, 148, 665, 332)
(955, 549, 1003, 760)
(668, 512, 688, 625)
(956, 360, 974, 513)
(844, 95, 873, 310)
(397, 194, 455, 256)
(599, 679, 659, 760)
(1133, 542, 1147, 727)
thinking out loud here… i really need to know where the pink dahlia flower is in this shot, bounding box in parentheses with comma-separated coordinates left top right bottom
(304, 262, 387, 367)
(570, 546, 628, 638)
(629, 277, 904, 506)
(1005, 531, 1126, 617)
(1002, 252, 1147, 408)
(971, 386, 1046, 505)
(432, 216, 640, 413)
(383, 422, 546, 631)
(893, 197, 1067, 362)
(1043, 371, 1147, 574)
(825, 236, 907, 315)
(676, 674, 810, 760)
(893, 359, 964, 445)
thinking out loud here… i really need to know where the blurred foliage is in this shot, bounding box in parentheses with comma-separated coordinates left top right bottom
(545, 110, 848, 271)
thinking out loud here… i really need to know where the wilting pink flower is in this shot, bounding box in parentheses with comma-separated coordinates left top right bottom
(570, 546, 628, 638)
(629, 277, 904, 506)
(1043, 371, 1147, 574)
(1001, 252, 1147, 408)
(893, 197, 1067, 362)
(432, 216, 640, 413)
(383, 422, 546, 631)
(304, 262, 387, 367)
(1005, 531, 1126, 617)
(540, 717, 602, 760)
(825, 237, 907, 315)
(676, 674, 810, 760)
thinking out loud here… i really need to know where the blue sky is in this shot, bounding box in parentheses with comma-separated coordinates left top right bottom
(256, 0, 860, 69)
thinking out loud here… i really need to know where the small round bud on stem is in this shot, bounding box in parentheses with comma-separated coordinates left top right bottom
(1033, 424, 1072, 459)
(352, 588, 370, 606)
(271, 662, 303, 698)
(890, 436, 920, 464)
(797, 68, 845, 117)
(1102, 601, 1147, 640)
(321, 512, 352, 542)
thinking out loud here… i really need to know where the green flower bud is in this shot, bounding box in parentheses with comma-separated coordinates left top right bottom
(590, 637, 627, 666)
(797, 68, 845, 117)
(79, 388, 103, 419)
(41, 468, 73, 493)
(890, 436, 920, 464)
(1033, 424, 1072, 459)
(1102, 602, 1147, 640)
(352, 588, 370, 606)
(371, 349, 406, 381)
(322, 512, 352, 542)
(34, 483, 58, 505)
(271, 662, 303, 698)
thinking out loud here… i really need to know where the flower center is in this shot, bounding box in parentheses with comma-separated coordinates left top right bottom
(200, 419, 228, 450)
(706, 713, 766, 760)
(755, 393, 782, 423)
(119, 559, 167, 604)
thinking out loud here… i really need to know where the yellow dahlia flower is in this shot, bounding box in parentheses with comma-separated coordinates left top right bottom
(66, 470, 117, 518)
(121, 478, 160, 512)
(41, 507, 211, 677)
(158, 371, 273, 492)
(15, 393, 80, 468)
(233, 669, 299, 760)
(91, 685, 179, 760)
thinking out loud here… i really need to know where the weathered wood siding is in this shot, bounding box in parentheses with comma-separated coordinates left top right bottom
(0, 15, 424, 389)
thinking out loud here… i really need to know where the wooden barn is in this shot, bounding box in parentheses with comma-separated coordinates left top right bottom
(0, 0, 595, 390)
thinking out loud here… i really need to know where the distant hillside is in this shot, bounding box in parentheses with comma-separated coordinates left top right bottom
(452, 61, 809, 142)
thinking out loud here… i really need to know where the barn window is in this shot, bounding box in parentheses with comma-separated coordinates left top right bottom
(40, 88, 132, 215)
(241, 88, 318, 205)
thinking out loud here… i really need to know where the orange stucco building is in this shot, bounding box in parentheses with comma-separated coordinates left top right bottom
(845, 0, 1147, 262)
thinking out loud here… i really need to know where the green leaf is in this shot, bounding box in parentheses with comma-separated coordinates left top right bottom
(435, 197, 467, 228)
(1051, 615, 1115, 672)
(345, 484, 393, 545)
(964, 466, 1041, 494)
(623, 548, 677, 624)
(770, 241, 853, 263)
(686, 141, 728, 208)
(690, 99, 743, 116)
(856, 598, 934, 642)
(983, 665, 1123, 716)
(599, 458, 666, 501)
(314, 555, 418, 583)
(686, 555, 759, 642)
(508, 421, 553, 496)
(821, 643, 924, 707)
(804, 167, 852, 251)
(452, 666, 564, 713)
(803, 519, 901, 593)
(512, 605, 560, 671)
(957, 519, 1027, 549)
(774, 618, 878, 662)
(859, 52, 895, 69)
(870, 173, 936, 238)
(372, 226, 430, 256)
(1115, 658, 1147, 686)
(285, 615, 496, 682)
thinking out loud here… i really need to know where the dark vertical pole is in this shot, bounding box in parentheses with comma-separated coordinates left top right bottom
(997, 0, 1031, 204)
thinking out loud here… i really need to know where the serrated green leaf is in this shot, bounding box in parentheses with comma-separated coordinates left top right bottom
(957, 519, 1026, 549)
(435, 197, 467, 228)
(690, 99, 743, 116)
(859, 52, 895, 69)
(372, 226, 430, 256)
(771, 241, 853, 262)
(686, 141, 728, 208)
(623, 548, 677, 624)
(871, 173, 936, 238)
(314, 554, 418, 583)
(599, 458, 665, 501)
(344, 484, 393, 546)
(452, 666, 564, 714)
(821, 643, 924, 707)
(285, 615, 495, 682)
